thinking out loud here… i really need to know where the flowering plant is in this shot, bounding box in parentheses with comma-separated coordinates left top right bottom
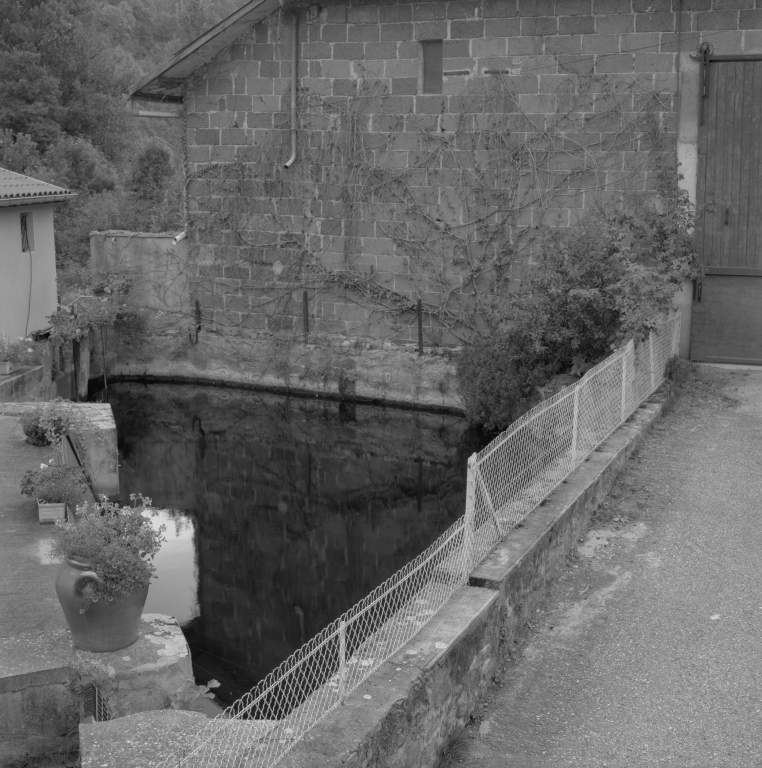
(53, 494, 166, 612)
(0, 333, 41, 365)
(20, 464, 90, 505)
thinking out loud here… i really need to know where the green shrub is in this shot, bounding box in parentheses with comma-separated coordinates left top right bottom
(664, 355, 694, 388)
(458, 177, 701, 432)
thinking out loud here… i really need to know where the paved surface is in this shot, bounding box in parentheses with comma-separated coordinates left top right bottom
(0, 414, 66, 639)
(456, 366, 762, 768)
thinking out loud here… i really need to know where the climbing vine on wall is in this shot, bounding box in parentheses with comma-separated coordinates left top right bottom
(186, 68, 675, 350)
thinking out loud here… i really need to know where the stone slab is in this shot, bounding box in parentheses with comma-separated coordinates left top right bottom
(80, 709, 207, 768)
(0, 629, 71, 693)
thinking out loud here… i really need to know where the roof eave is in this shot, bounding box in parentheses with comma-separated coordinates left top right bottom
(129, 0, 281, 102)
(0, 193, 77, 209)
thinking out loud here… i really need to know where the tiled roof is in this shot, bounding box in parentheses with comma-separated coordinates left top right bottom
(130, 0, 278, 102)
(0, 167, 75, 206)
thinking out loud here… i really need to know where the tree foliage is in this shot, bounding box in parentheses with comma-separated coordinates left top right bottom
(457, 174, 701, 432)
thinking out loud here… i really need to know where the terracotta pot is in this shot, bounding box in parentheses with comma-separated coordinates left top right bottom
(55, 557, 149, 652)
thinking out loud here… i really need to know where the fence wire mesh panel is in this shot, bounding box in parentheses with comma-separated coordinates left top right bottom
(470, 314, 681, 571)
(162, 314, 680, 768)
(160, 518, 470, 768)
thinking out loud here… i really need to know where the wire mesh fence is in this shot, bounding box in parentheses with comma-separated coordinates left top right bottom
(468, 314, 680, 569)
(160, 313, 680, 768)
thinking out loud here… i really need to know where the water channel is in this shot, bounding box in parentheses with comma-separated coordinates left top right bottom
(108, 383, 469, 706)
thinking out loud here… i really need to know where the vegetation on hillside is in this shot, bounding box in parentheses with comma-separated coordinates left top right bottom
(0, 0, 242, 295)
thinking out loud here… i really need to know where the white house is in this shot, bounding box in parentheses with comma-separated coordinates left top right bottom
(0, 168, 75, 340)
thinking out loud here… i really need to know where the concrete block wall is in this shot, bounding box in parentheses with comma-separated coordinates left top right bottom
(184, 0, 762, 346)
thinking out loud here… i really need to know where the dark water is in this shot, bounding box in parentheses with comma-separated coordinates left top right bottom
(109, 383, 469, 706)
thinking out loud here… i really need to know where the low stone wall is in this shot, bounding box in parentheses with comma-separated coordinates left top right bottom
(78, 385, 676, 768)
(109, 331, 462, 412)
(0, 615, 203, 767)
(0, 366, 52, 403)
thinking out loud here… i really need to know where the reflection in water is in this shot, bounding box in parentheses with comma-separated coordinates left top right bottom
(144, 510, 198, 624)
(110, 383, 468, 706)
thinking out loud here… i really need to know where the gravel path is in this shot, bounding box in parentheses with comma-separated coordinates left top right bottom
(455, 366, 762, 768)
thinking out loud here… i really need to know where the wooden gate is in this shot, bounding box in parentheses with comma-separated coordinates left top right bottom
(692, 55, 762, 364)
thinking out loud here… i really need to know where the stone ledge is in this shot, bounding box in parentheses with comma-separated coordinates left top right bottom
(80, 709, 208, 768)
(0, 366, 46, 403)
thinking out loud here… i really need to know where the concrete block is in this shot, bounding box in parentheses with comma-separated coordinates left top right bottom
(447, 0, 480, 18)
(346, 6, 378, 24)
(348, 24, 380, 42)
(620, 32, 661, 52)
(385, 59, 419, 78)
(415, 20, 448, 39)
(593, 0, 632, 14)
(506, 36, 543, 55)
(364, 41, 397, 60)
(519, 0, 554, 16)
(740, 9, 762, 28)
(472, 37, 508, 58)
(595, 53, 634, 72)
(379, 4, 412, 23)
(451, 19, 485, 38)
(484, 0, 519, 17)
(635, 11, 676, 32)
(413, 2, 447, 21)
(194, 129, 220, 146)
(321, 24, 348, 42)
(545, 34, 583, 55)
(634, 52, 675, 72)
(380, 22, 414, 41)
(582, 34, 620, 53)
(333, 42, 365, 60)
(696, 10, 740, 30)
(633, 0, 671, 10)
(522, 15, 558, 36)
(558, 15, 595, 35)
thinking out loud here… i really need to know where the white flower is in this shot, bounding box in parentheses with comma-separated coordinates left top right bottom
(27, 348, 33, 353)
(39, 463, 48, 470)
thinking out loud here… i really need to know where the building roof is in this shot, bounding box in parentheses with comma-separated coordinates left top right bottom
(129, 0, 280, 103)
(0, 167, 75, 208)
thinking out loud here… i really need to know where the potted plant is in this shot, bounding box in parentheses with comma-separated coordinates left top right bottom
(0, 333, 43, 375)
(20, 464, 90, 523)
(53, 494, 165, 652)
(19, 401, 69, 447)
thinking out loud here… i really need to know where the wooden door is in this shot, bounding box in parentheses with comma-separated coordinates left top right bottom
(691, 58, 762, 364)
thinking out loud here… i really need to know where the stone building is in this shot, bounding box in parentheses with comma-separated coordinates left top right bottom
(130, 0, 762, 363)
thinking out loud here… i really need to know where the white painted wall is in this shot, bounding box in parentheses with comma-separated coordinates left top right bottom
(0, 204, 58, 341)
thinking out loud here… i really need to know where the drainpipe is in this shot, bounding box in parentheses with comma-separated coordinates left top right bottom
(284, 11, 298, 169)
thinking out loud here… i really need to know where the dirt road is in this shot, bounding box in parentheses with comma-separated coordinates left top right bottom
(453, 366, 762, 768)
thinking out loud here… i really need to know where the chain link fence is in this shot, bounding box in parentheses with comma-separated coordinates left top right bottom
(160, 313, 680, 768)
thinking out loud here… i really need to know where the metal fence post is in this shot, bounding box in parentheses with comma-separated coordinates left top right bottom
(464, 455, 477, 576)
(674, 313, 681, 356)
(338, 620, 347, 698)
(571, 383, 580, 461)
(649, 331, 655, 393)
(620, 349, 628, 423)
